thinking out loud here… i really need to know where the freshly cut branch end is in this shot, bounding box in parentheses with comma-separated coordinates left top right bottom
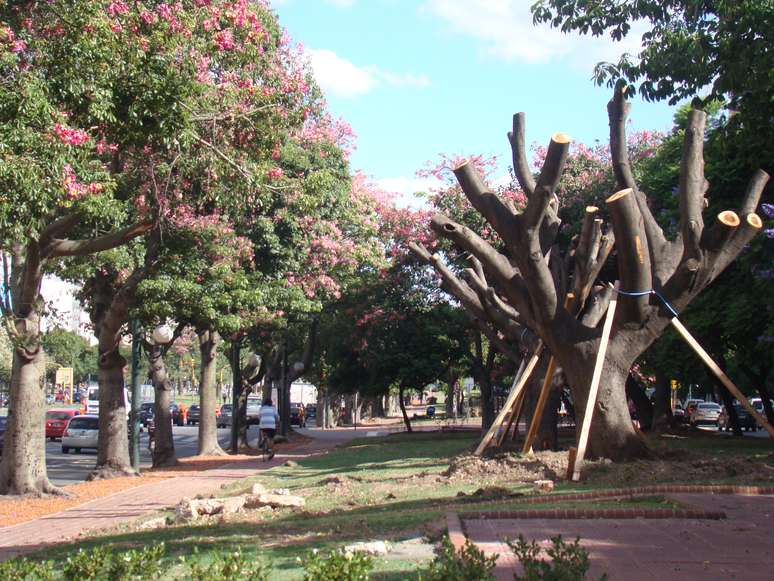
(606, 188, 633, 204)
(551, 132, 571, 145)
(746, 213, 763, 229)
(718, 211, 741, 228)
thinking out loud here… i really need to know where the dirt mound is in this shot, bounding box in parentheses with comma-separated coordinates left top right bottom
(442, 449, 774, 487)
(443, 452, 567, 483)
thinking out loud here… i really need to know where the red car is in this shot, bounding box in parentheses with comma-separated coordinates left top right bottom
(46, 408, 80, 440)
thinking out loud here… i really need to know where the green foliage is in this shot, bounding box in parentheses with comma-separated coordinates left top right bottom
(62, 543, 166, 580)
(301, 548, 373, 581)
(418, 536, 497, 581)
(508, 534, 606, 581)
(183, 547, 270, 581)
(0, 557, 54, 581)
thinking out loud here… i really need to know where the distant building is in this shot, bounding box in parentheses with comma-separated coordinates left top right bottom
(40, 276, 95, 344)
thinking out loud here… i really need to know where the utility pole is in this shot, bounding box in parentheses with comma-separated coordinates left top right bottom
(230, 340, 242, 452)
(129, 320, 142, 471)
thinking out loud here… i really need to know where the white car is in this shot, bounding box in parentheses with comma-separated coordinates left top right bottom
(62, 414, 99, 454)
(690, 402, 722, 426)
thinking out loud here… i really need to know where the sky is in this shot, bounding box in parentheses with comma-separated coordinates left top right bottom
(271, 0, 679, 203)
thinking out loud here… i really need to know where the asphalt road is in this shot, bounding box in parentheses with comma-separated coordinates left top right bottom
(45, 424, 265, 486)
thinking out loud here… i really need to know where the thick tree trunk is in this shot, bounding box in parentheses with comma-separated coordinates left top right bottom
(625, 373, 654, 431)
(90, 348, 135, 479)
(398, 384, 412, 432)
(148, 345, 177, 468)
(197, 329, 225, 456)
(0, 332, 60, 495)
(563, 348, 651, 461)
(446, 371, 458, 419)
(651, 370, 673, 432)
(756, 383, 774, 427)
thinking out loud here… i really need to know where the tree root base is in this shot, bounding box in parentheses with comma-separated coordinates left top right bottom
(87, 466, 139, 481)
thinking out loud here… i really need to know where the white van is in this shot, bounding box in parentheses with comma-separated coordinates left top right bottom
(86, 384, 130, 416)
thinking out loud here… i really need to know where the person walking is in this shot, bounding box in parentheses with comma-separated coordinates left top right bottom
(258, 397, 280, 460)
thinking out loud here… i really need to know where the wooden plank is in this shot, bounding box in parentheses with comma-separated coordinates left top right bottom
(496, 388, 526, 447)
(521, 355, 560, 454)
(474, 346, 542, 456)
(670, 317, 774, 439)
(565, 447, 578, 480)
(571, 282, 619, 481)
(522, 293, 575, 455)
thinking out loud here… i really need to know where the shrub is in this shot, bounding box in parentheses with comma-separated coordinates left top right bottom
(507, 535, 608, 581)
(62, 543, 167, 580)
(418, 535, 498, 580)
(183, 547, 270, 581)
(302, 548, 373, 581)
(0, 557, 54, 580)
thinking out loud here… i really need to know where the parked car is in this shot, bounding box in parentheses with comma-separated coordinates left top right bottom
(718, 404, 759, 431)
(684, 399, 703, 422)
(62, 414, 99, 453)
(673, 403, 686, 422)
(289, 404, 306, 427)
(246, 398, 261, 426)
(0, 416, 7, 454)
(690, 402, 722, 427)
(45, 408, 80, 440)
(187, 404, 200, 425)
(305, 403, 317, 420)
(218, 404, 233, 428)
(139, 402, 155, 427)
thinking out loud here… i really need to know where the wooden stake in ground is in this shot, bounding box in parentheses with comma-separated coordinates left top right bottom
(474, 346, 542, 456)
(570, 282, 619, 481)
(670, 317, 774, 439)
(522, 293, 575, 454)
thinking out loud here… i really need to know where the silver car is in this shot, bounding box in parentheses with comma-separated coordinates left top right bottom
(690, 402, 721, 426)
(62, 415, 99, 453)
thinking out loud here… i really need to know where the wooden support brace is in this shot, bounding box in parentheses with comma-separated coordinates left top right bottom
(565, 447, 578, 480)
(570, 282, 619, 482)
(522, 293, 575, 454)
(474, 346, 542, 456)
(670, 317, 774, 439)
(496, 388, 526, 447)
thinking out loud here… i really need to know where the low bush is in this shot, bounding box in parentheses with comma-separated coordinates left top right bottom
(418, 535, 498, 580)
(508, 534, 607, 581)
(301, 548, 373, 581)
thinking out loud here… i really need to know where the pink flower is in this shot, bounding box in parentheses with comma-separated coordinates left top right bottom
(95, 140, 118, 154)
(267, 167, 284, 180)
(10, 39, 26, 53)
(53, 123, 90, 146)
(139, 10, 157, 25)
(106, 1, 129, 17)
(214, 29, 234, 51)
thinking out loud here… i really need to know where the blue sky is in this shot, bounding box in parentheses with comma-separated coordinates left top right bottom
(272, 0, 679, 200)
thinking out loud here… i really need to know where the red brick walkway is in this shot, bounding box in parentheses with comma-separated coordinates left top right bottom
(461, 492, 774, 580)
(0, 438, 337, 561)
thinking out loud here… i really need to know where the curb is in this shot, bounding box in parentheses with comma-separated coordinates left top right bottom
(460, 507, 726, 520)
(446, 512, 467, 552)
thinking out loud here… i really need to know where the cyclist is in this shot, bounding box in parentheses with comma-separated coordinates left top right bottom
(258, 397, 280, 460)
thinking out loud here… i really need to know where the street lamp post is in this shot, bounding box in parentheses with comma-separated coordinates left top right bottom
(129, 320, 142, 471)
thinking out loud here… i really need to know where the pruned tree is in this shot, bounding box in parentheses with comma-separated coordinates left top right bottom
(421, 89, 766, 460)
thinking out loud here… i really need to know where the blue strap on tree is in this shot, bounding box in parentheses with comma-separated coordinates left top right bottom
(615, 288, 679, 318)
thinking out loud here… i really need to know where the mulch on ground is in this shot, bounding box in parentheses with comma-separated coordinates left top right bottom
(0, 435, 313, 528)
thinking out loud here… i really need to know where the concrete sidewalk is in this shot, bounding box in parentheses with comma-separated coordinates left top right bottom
(463, 492, 774, 580)
(0, 438, 340, 561)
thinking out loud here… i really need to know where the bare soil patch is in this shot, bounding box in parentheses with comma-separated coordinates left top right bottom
(441, 448, 774, 488)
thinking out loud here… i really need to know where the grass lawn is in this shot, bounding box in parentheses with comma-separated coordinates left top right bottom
(17, 429, 747, 579)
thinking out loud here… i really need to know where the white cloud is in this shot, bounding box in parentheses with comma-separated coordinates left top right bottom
(376, 176, 440, 210)
(421, 0, 645, 67)
(308, 49, 431, 99)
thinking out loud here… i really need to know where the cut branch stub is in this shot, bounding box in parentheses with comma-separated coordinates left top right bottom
(522, 133, 571, 235)
(702, 211, 741, 253)
(508, 112, 536, 197)
(679, 109, 708, 263)
(606, 188, 652, 324)
(740, 169, 770, 215)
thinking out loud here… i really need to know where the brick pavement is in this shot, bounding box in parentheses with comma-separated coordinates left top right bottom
(460, 492, 774, 580)
(0, 438, 339, 561)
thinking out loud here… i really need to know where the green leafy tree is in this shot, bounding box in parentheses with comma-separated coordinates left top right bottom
(41, 327, 98, 385)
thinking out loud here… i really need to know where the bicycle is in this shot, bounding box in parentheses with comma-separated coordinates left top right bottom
(258, 429, 274, 462)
